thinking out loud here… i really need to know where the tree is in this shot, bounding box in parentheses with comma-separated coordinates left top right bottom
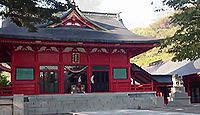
(132, 15, 177, 39)
(0, 0, 70, 31)
(161, 0, 200, 61)
(131, 16, 176, 67)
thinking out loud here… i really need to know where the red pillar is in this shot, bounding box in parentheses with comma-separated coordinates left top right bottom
(34, 49, 39, 95)
(11, 46, 15, 94)
(187, 78, 191, 96)
(127, 50, 131, 91)
(86, 48, 92, 93)
(59, 48, 64, 94)
(59, 64, 64, 94)
(108, 48, 113, 92)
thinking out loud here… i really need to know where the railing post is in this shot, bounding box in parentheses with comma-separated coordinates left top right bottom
(134, 85, 136, 91)
(142, 85, 143, 91)
(151, 82, 154, 91)
(0, 87, 2, 95)
(116, 81, 118, 92)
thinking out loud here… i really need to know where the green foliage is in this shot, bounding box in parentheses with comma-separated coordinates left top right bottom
(131, 15, 176, 67)
(161, 0, 200, 61)
(0, 0, 70, 31)
(132, 16, 178, 39)
(0, 74, 10, 87)
(131, 47, 173, 67)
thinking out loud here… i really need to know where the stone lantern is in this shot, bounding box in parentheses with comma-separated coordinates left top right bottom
(168, 74, 191, 106)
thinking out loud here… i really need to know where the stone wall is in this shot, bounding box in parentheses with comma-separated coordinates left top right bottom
(0, 92, 164, 115)
(0, 94, 24, 115)
(24, 92, 163, 115)
(0, 98, 12, 115)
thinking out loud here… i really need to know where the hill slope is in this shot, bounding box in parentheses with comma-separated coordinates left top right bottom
(130, 16, 176, 67)
(130, 47, 173, 67)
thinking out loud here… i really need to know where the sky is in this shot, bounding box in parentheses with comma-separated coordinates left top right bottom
(0, 0, 171, 29)
(73, 0, 171, 29)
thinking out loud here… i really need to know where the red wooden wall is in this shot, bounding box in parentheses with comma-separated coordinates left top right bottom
(11, 47, 132, 95)
(12, 51, 36, 94)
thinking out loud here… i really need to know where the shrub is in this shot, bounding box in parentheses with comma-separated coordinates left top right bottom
(0, 74, 11, 87)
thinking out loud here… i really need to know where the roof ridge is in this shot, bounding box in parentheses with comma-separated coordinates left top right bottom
(82, 11, 118, 16)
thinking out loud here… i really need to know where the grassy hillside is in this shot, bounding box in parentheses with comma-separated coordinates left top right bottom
(130, 16, 176, 67)
(130, 47, 173, 67)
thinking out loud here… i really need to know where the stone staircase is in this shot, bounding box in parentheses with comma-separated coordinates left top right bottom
(24, 92, 163, 115)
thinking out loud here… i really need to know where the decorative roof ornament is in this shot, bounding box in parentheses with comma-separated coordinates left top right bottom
(71, 0, 76, 5)
(67, 0, 76, 9)
(117, 12, 122, 21)
(117, 12, 124, 25)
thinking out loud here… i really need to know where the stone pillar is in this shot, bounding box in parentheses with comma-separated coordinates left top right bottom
(0, 99, 12, 115)
(13, 94, 24, 115)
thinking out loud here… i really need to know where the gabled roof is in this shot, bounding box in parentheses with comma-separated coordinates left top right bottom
(0, 4, 159, 44)
(144, 59, 200, 76)
(47, 7, 107, 31)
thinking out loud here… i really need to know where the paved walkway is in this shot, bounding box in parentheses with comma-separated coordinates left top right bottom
(72, 104, 200, 115)
(151, 104, 200, 114)
(74, 109, 198, 115)
(47, 104, 200, 115)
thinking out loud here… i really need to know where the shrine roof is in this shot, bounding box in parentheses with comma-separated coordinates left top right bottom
(0, 6, 159, 44)
(144, 59, 200, 76)
(151, 75, 172, 84)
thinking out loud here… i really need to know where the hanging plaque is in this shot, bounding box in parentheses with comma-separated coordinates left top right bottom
(72, 53, 80, 63)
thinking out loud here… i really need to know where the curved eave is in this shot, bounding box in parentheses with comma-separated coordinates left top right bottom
(0, 34, 160, 45)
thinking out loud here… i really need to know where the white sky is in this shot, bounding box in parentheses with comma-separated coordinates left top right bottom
(74, 0, 170, 29)
(0, 0, 171, 29)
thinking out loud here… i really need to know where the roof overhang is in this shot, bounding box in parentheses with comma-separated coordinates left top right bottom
(0, 37, 159, 48)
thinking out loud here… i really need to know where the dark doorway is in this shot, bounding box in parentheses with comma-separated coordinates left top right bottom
(91, 70, 109, 92)
(191, 82, 200, 103)
(39, 66, 58, 94)
(64, 66, 87, 93)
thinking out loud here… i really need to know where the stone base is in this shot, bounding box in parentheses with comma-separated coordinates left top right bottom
(24, 92, 164, 115)
(167, 92, 191, 107)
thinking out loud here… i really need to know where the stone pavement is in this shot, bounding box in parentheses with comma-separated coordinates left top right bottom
(151, 104, 200, 114)
(71, 104, 200, 115)
(73, 109, 198, 115)
(46, 104, 200, 115)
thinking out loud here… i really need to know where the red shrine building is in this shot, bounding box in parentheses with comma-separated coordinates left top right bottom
(0, 3, 171, 96)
